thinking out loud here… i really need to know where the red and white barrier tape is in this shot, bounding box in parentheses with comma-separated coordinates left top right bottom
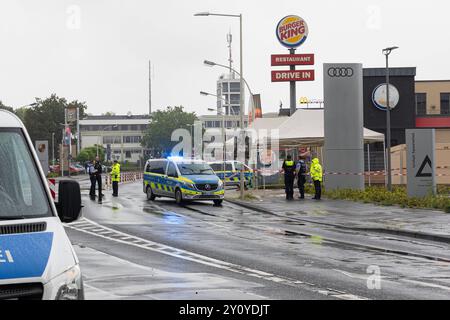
(47, 179, 57, 200)
(252, 169, 450, 177)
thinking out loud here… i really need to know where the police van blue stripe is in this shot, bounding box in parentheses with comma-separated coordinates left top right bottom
(0, 232, 53, 280)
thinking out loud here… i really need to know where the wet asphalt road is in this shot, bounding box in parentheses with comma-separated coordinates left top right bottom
(64, 181, 450, 300)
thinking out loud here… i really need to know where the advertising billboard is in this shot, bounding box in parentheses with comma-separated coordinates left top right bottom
(276, 15, 309, 48)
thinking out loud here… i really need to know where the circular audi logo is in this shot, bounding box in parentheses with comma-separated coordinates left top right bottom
(327, 67, 354, 77)
(205, 184, 211, 191)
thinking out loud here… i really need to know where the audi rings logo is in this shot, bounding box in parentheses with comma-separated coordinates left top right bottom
(327, 67, 354, 78)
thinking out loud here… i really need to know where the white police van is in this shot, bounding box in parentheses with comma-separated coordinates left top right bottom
(0, 110, 84, 300)
(143, 157, 224, 205)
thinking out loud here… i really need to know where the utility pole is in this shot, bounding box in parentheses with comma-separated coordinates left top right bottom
(76, 106, 80, 155)
(227, 32, 234, 79)
(52, 132, 55, 166)
(149, 60, 152, 115)
(382, 46, 399, 192)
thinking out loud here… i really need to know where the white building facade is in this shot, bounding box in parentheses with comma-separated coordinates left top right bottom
(79, 115, 150, 164)
(217, 74, 242, 116)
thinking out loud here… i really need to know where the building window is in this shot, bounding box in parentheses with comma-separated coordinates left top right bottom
(416, 93, 427, 115)
(441, 93, 450, 115)
(230, 82, 240, 92)
(103, 136, 121, 144)
(230, 106, 240, 115)
(130, 125, 138, 131)
(230, 94, 240, 104)
(222, 83, 229, 93)
(125, 151, 132, 159)
(123, 136, 142, 144)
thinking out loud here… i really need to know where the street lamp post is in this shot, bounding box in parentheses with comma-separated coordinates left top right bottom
(382, 46, 399, 192)
(52, 132, 55, 166)
(201, 91, 227, 176)
(203, 60, 255, 122)
(195, 11, 245, 199)
(186, 124, 194, 159)
(204, 92, 227, 175)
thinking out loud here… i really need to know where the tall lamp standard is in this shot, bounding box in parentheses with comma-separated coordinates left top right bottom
(201, 91, 227, 176)
(382, 46, 399, 192)
(203, 60, 255, 122)
(195, 11, 245, 199)
(186, 124, 195, 159)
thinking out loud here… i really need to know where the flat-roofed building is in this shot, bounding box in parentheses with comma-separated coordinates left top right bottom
(79, 114, 150, 164)
(415, 80, 450, 143)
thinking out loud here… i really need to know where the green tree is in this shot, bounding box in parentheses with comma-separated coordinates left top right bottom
(22, 94, 88, 161)
(0, 101, 14, 113)
(77, 145, 105, 163)
(14, 107, 28, 122)
(142, 106, 197, 156)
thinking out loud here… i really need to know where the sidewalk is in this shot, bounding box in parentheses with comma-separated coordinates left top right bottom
(225, 188, 450, 243)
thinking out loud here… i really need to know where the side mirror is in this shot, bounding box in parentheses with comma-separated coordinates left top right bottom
(56, 180, 83, 223)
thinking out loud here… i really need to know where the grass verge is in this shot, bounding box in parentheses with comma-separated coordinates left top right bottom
(322, 185, 450, 213)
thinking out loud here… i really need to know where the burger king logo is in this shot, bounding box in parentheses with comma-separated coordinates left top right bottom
(276, 15, 309, 48)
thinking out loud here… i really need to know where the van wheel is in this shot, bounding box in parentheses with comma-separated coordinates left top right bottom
(213, 199, 223, 206)
(175, 189, 183, 205)
(146, 186, 156, 201)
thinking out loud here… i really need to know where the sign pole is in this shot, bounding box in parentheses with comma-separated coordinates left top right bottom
(289, 48, 296, 116)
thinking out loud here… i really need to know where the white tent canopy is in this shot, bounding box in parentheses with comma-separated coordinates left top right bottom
(248, 109, 384, 147)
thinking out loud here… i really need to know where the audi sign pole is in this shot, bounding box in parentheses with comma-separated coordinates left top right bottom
(382, 46, 399, 192)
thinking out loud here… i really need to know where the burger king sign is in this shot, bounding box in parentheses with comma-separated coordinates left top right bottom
(276, 15, 309, 48)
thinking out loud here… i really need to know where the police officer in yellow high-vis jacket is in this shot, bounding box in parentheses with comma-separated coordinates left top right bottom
(111, 160, 121, 197)
(310, 157, 323, 200)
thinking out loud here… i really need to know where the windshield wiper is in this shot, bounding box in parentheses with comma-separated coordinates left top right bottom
(0, 216, 27, 221)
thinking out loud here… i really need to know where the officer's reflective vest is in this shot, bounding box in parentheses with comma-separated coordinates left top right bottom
(283, 160, 296, 175)
(111, 163, 121, 182)
(310, 158, 323, 182)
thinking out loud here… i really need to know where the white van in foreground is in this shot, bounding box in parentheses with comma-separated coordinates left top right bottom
(0, 110, 84, 300)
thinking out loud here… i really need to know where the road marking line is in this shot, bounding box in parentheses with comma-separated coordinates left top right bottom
(401, 279, 450, 292)
(65, 218, 369, 300)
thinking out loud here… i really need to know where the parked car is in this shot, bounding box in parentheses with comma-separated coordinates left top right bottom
(73, 163, 86, 174)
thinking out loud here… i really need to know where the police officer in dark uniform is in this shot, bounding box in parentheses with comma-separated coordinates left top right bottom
(93, 156, 103, 203)
(88, 160, 96, 200)
(281, 154, 296, 200)
(296, 157, 307, 199)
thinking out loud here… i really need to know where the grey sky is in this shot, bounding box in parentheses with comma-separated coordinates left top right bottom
(1, 0, 449, 116)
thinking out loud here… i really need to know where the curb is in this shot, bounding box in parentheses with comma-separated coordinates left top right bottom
(225, 198, 450, 245)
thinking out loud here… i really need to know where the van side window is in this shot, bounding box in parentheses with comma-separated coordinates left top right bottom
(149, 160, 168, 175)
(149, 161, 164, 175)
(226, 163, 233, 171)
(167, 162, 177, 177)
(209, 163, 222, 171)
